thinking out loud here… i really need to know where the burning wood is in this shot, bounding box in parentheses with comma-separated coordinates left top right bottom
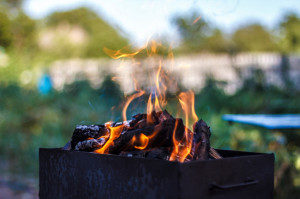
(63, 41, 222, 162)
(66, 110, 221, 162)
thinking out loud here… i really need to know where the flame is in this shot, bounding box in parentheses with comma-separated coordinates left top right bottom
(179, 91, 198, 125)
(192, 16, 202, 24)
(94, 123, 124, 154)
(169, 91, 198, 162)
(169, 119, 179, 161)
(122, 90, 145, 121)
(154, 93, 161, 112)
(133, 134, 149, 150)
(96, 41, 200, 162)
(147, 94, 154, 123)
(103, 47, 144, 59)
(105, 41, 168, 123)
(131, 128, 159, 150)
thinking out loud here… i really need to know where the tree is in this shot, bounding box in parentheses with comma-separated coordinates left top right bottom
(279, 13, 300, 53)
(46, 7, 129, 57)
(0, 10, 12, 48)
(0, 0, 23, 9)
(204, 28, 229, 53)
(172, 11, 211, 52)
(232, 24, 278, 52)
(10, 11, 37, 50)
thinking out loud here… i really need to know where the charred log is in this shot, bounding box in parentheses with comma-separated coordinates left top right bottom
(109, 115, 185, 154)
(71, 125, 108, 149)
(191, 119, 211, 160)
(68, 110, 217, 162)
(75, 138, 106, 151)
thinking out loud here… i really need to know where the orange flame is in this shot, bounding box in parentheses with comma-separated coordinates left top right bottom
(98, 41, 200, 162)
(122, 90, 145, 121)
(94, 123, 124, 154)
(192, 16, 202, 24)
(147, 94, 154, 123)
(131, 127, 159, 150)
(169, 119, 179, 161)
(169, 91, 198, 162)
(103, 47, 144, 59)
(133, 134, 149, 150)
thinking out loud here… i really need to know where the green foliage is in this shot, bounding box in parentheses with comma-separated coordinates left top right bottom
(232, 24, 278, 52)
(0, 0, 23, 8)
(0, 78, 124, 174)
(204, 28, 229, 53)
(279, 13, 300, 53)
(10, 11, 37, 50)
(172, 11, 211, 52)
(172, 11, 300, 53)
(45, 7, 129, 58)
(0, 10, 12, 48)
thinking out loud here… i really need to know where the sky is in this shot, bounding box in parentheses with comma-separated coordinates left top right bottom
(24, 0, 300, 46)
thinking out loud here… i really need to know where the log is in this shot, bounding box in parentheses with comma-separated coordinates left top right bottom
(191, 119, 211, 160)
(62, 141, 71, 150)
(75, 138, 106, 151)
(71, 125, 108, 149)
(69, 111, 216, 162)
(109, 111, 185, 154)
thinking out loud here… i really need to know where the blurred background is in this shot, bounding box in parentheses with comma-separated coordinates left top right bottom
(0, 0, 300, 198)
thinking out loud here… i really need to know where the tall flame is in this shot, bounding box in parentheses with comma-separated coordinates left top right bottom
(122, 90, 145, 121)
(170, 91, 198, 162)
(98, 41, 199, 162)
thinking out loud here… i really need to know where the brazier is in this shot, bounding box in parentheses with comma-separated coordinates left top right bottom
(39, 148, 274, 199)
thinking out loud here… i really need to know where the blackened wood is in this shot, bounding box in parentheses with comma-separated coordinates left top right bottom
(192, 119, 211, 160)
(109, 111, 185, 154)
(71, 125, 108, 149)
(75, 138, 106, 151)
(62, 141, 71, 150)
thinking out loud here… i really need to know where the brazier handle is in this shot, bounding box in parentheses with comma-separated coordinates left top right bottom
(210, 179, 259, 190)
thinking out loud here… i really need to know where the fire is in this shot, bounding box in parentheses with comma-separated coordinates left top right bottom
(94, 123, 124, 154)
(103, 47, 144, 59)
(147, 94, 154, 123)
(192, 16, 202, 24)
(170, 91, 198, 162)
(169, 119, 179, 161)
(122, 90, 145, 121)
(96, 40, 199, 162)
(132, 134, 149, 150)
